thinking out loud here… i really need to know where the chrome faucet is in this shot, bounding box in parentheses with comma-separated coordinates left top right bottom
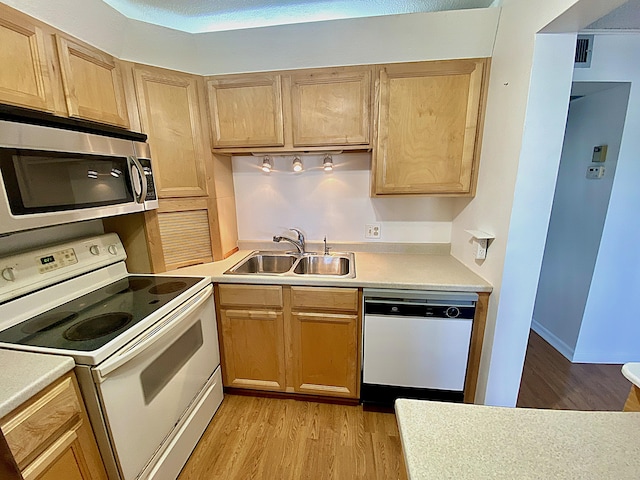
(273, 227, 306, 254)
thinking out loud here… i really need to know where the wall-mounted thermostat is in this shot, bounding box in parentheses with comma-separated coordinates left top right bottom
(592, 145, 607, 162)
(586, 165, 605, 179)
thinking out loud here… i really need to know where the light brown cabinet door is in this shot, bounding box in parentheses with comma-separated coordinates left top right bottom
(207, 74, 284, 148)
(135, 66, 209, 198)
(56, 35, 129, 128)
(219, 308, 286, 391)
(28, 432, 91, 480)
(373, 59, 487, 196)
(0, 13, 55, 112)
(290, 67, 372, 147)
(1, 373, 107, 480)
(291, 311, 359, 398)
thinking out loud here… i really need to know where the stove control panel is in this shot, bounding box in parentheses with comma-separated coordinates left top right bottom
(0, 233, 127, 304)
(37, 248, 78, 274)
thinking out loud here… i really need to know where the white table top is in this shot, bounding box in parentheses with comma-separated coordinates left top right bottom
(622, 363, 640, 388)
(395, 399, 640, 480)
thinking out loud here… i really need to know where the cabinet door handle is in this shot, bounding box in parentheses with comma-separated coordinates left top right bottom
(294, 312, 356, 323)
(225, 310, 279, 320)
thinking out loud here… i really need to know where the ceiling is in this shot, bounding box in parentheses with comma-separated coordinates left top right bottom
(586, 0, 640, 29)
(100, 0, 496, 33)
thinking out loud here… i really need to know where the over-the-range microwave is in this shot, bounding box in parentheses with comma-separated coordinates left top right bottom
(0, 119, 158, 235)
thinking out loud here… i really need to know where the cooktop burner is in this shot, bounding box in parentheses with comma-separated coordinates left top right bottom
(106, 278, 153, 295)
(64, 313, 133, 341)
(149, 281, 188, 295)
(0, 275, 202, 353)
(21, 311, 78, 334)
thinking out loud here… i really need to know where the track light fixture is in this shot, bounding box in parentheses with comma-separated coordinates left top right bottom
(292, 156, 303, 172)
(261, 156, 272, 173)
(323, 154, 333, 172)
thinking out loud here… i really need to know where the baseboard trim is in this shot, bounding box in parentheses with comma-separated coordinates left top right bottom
(531, 320, 575, 361)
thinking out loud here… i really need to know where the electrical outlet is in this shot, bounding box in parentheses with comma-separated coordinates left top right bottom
(365, 223, 381, 239)
(586, 165, 605, 179)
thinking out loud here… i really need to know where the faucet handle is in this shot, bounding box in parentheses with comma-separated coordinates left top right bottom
(289, 227, 305, 242)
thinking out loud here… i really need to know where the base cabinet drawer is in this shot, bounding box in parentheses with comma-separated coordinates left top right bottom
(0, 372, 108, 480)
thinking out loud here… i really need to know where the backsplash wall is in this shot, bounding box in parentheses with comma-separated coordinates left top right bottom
(232, 153, 455, 244)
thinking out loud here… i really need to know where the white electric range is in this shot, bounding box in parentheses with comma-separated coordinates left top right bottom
(0, 233, 223, 480)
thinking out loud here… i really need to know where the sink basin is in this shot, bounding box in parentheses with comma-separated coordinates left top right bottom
(293, 255, 350, 276)
(225, 251, 355, 278)
(226, 252, 296, 274)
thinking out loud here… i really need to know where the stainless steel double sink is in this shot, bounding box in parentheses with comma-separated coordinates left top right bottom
(224, 251, 355, 278)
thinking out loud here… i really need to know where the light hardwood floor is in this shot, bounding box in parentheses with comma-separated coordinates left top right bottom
(180, 330, 631, 479)
(178, 394, 406, 480)
(517, 330, 630, 411)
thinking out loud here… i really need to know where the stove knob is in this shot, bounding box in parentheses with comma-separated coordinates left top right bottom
(89, 245, 100, 256)
(108, 245, 118, 255)
(446, 307, 460, 318)
(2, 267, 16, 282)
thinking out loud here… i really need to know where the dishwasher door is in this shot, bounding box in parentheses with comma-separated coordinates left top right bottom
(362, 289, 476, 404)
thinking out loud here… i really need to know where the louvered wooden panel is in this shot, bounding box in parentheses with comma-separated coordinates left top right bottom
(157, 209, 213, 269)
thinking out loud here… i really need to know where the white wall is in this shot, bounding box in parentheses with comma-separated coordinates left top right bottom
(0, 220, 103, 256)
(232, 153, 454, 243)
(533, 83, 630, 359)
(572, 34, 640, 363)
(449, 0, 626, 406)
(2, 0, 499, 75)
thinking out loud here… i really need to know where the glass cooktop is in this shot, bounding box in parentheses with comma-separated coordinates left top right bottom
(0, 275, 202, 352)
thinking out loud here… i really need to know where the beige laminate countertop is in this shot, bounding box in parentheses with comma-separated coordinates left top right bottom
(395, 399, 640, 480)
(0, 349, 74, 418)
(173, 250, 492, 292)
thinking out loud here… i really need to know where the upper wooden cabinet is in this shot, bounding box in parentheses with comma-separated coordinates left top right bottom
(372, 59, 488, 196)
(207, 74, 284, 148)
(134, 66, 209, 198)
(56, 35, 130, 128)
(206, 66, 374, 153)
(0, 11, 55, 112)
(289, 67, 371, 147)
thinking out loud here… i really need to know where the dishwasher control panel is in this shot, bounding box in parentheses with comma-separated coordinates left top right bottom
(364, 300, 475, 319)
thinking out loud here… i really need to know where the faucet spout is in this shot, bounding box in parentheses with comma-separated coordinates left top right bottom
(272, 228, 306, 253)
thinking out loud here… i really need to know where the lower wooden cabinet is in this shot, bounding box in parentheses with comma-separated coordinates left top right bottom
(0, 372, 107, 480)
(216, 284, 361, 399)
(219, 308, 286, 391)
(290, 311, 359, 398)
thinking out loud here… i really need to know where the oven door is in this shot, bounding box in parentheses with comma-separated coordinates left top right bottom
(92, 285, 219, 480)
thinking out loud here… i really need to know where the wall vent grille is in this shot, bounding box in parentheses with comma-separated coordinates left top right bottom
(575, 35, 594, 68)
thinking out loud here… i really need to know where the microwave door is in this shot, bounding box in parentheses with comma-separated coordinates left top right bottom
(0, 148, 145, 235)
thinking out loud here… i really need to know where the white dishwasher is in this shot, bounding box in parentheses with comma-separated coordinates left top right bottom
(361, 289, 477, 405)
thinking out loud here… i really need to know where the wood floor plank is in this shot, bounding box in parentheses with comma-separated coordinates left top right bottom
(517, 330, 630, 411)
(178, 394, 407, 480)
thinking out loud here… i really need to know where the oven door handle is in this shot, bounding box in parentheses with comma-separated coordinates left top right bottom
(93, 284, 213, 382)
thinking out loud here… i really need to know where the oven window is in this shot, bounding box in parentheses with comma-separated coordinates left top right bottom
(0, 148, 133, 214)
(140, 321, 204, 405)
